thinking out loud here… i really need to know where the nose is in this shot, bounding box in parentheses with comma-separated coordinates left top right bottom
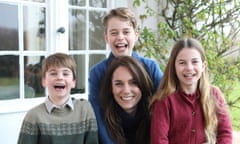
(186, 63, 193, 70)
(122, 84, 131, 93)
(117, 32, 124, 40)
(57, 73, 63, 79)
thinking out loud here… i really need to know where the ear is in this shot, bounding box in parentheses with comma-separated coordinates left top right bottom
(134, 31, 140, 43)
(42, 77, 46, 88)
(104, 33, 109, 44)
(71, 80, 76, 88)
(202, 61, 206, 72)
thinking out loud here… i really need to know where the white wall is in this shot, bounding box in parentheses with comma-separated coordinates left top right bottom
(0, 98, 44, 144)
(0, 112, 26, 144)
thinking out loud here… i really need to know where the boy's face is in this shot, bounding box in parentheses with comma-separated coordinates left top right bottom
(104, 17, 139, 57)
(42, 66, 76, 101)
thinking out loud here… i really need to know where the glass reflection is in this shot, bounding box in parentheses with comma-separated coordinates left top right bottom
(90, 0, 107, 8)
(0, 55, 19, 100)
(69, 0, 85, 6)
(23, 0, 45, 2)
(71, 55, 85, 94)
(24, 56, 45, 98)
(89, 10, 106, 50)
(0, 4, 18, 51)
(69, 9, 86, 50)
(89, 54, 105, 69)
(23, 6, 46, 51)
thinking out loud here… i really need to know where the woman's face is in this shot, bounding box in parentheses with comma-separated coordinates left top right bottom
(112, 66, 142, 116)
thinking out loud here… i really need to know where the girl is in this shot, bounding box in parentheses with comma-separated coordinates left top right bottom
(150, 38, 232, 144)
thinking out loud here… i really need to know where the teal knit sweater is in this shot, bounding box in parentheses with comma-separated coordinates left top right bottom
(18, 98, 98, 144)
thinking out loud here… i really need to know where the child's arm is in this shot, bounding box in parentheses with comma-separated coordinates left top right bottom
(151, 100, 170, 144)
(213, 86, 233, 144)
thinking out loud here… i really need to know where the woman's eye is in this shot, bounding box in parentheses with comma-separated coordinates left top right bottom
(130, 80, 137, 85)
(114, 82, 122, 86)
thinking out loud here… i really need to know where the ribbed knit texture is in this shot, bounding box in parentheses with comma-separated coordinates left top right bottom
(18, 99, 98, 144)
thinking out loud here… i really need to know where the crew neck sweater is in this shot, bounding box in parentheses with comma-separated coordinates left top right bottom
(18, 98, 98, 144)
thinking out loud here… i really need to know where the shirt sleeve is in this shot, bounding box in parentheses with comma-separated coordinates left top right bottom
(151, 99, 170, 144)
(213, 86, 233, 144)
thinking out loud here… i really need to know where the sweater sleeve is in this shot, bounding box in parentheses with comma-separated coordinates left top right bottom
(151, 99, 170, 144)
(17, 111, 39, 144)
(88, 65, 114, 144)
(150, 60, 163, 92)
(212, 86, 233, 144)
(83, 100, 99, 144)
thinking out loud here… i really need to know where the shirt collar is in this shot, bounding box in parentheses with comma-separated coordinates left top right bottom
(45, 97, 74, 113)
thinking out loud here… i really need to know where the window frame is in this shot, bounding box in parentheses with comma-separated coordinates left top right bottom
(0, 0, 130, 114)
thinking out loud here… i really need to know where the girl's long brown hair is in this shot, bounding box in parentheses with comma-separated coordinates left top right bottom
(150, 38, 222, 143)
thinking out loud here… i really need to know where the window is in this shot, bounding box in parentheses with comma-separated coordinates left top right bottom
(0, 1, 47, 102)
(0, 0, 127, 113)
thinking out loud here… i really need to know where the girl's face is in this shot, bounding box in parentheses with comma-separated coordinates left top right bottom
(104, 17, 139, 57)
(42, 66, 76, 101)
(175, 48, 206, 93)
(112, 66, 142, 116)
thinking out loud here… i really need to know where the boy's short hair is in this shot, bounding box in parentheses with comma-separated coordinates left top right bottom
(41, 53, 77, 79)
(102, 7, 138, 33)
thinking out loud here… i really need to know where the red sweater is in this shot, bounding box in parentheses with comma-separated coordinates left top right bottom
(151, 86, 232, 144)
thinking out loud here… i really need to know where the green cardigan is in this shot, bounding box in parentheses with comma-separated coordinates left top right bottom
(18, 98, 98, 144)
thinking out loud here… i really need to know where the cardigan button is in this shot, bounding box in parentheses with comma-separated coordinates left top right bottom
(191, 128, 196, 133)
(192, 111, 196, 116)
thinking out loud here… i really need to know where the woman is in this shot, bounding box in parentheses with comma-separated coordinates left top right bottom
(100, 56, 154, 144)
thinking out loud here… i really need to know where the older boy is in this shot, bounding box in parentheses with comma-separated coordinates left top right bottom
(89, 7, 163, 144)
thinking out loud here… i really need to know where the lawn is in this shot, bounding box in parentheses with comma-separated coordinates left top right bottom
(228, 80, 240, 130)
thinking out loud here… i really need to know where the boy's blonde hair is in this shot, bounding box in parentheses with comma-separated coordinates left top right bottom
(102, 7, 138, 33)
(41, 53, 77, 80)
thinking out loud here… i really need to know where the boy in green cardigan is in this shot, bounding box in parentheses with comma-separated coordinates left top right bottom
(18, 53, 98, 144)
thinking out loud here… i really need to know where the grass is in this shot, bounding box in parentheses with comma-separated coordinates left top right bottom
(0, 77, 19, 85)
(228, 80, 240, 130)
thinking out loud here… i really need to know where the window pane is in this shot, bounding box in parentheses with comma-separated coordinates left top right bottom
(0, 55, 19, 100)
(89, 10, 105, 50)
(24, 0, 45, 2)
(89, 54, 105, 69)
(72, 55, 85, 94)
(69, 9, 86, 50)
(90, 0, 107, 8)
(69, 0, 85, 6)
(24, 6, 46, 51)
(24, 56, 45, 98)
(0, 4, 18, 51)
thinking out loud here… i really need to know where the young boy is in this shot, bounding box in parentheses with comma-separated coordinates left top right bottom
(88, 7, 163, 144)
(18, 53, 98, 144)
